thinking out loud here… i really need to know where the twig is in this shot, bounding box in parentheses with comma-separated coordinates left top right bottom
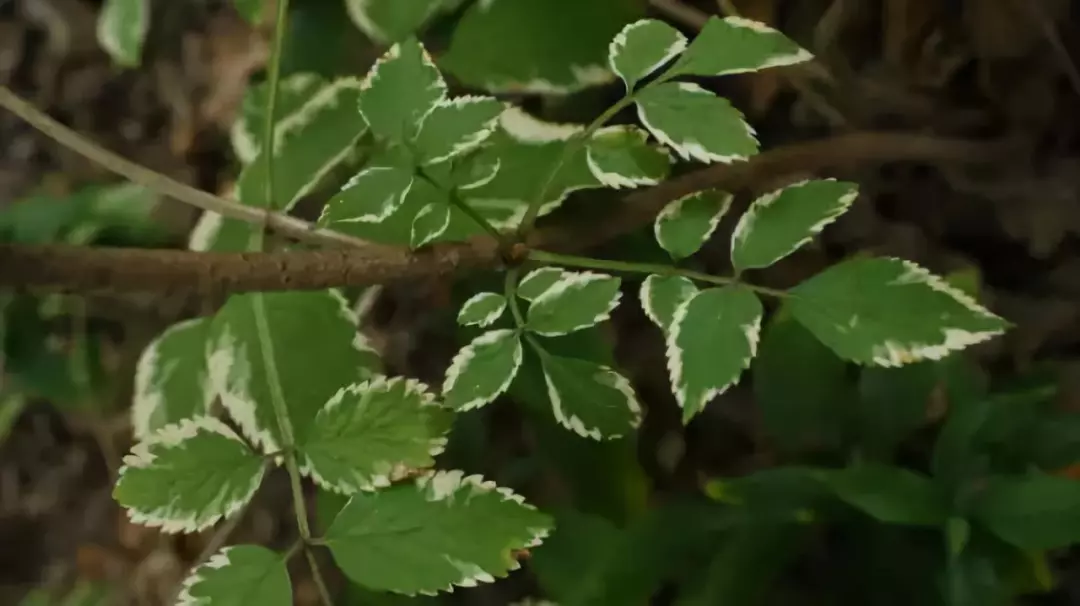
(648, 0, 709, 28)
(0, 85, 377, 251)
(0, 133, 1017, 295)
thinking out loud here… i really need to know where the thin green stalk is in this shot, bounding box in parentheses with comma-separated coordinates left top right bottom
(504, 268, 527, 329)
(304, 546, 335, 606)
(414, 166, 511, 249)
(529, 249, 790, 298)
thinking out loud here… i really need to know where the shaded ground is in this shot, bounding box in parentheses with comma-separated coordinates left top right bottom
(4, 0, 1080, 604)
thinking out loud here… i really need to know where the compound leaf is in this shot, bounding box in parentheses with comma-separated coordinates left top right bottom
(789, 257, 1010, 367)
(673, 16, 813, 77)
(635, 82, 758, 164)
(299, 377, 452, 494)
(518, 267, 567, 301)
(114, 417, 265, 534)
(414, 96, 506, 165)
(609, 19, 688, 91)
(731, 179, 858, 271)
(538, 351, 642, 440)
(320, 153, 416, 226)
(585, 126, 670, 189)
(344, 0, 446, 44)
(442, 0, 641, 94)
(324, 470, 553, 595)
(97, 0, 148, 67)
(826, 463, 948, 526)
(654, 189, 733, 259)
(974, 472, 1080, 550)
(458, 292, 508, 328)
(668, 285, 762, 423)
(359, 38, 446, 142)
(640, 274, 698, 332)
(132, 318, 213, 441)
(526, 272, 622, 337)
(177, 545, 291, 606)
(207, 291, 382, 453)
(442, 329, 523, 411)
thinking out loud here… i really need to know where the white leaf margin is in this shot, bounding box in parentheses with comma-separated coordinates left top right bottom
(608, 18, 688, 90)
(458, 292, 508, 328)
(527, 271, 623, 337)
(411, 202, 452, 248)
(665, 290, 763, 415)
(866, 258, 1008, 367)
(636, 82, 758, 164)
(586, 125, 669, 189)
(417, 95, 507, 165)
(701, 16, 815, 76)
(730, 178, 859, 269)
(639, 274, 698, 331)
(654, 189, 734, 258)
(441, 329, 523, 412)
(118, 416, 264, 534)
(325, 164, 416, 225)
(542, 361, 642, 441)
(299, 376, 447, 494)
(517, 267, 567, 301)
(132, 318, 214, 441)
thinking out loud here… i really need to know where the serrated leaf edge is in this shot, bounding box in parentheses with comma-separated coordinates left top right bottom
(527, 272, 622, 337)
(441, 329, 523, 411)
(299, 375, 446, 494)
(608, 18, 688, 90)
(586, 125, 669, 189)
(458, 292, 508, 328)
(417, 95, 507, 165)
(541, 358, 642, 440)
(176, 546, 243, 606)
(636, 82, 758, 164)
(665, 290, 762, 418)
(132, 318, 213, 441)
(654, 189, 733, 258)
(118, 416, 263, 534)
(639, 274, 698, 331)
(730, 178, 858, 270)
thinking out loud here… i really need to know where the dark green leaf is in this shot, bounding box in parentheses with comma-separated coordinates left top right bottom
(827, 463, 948, 526)
(974, 472, 1080, 550)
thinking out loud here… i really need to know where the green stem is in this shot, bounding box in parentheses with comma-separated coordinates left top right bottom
(504, 268, 527, 329)
(305, 546, 335, 606)
(414, 166, 511, 249)
(529, 250, 790, 298)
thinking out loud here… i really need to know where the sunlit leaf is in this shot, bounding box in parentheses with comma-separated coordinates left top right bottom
(635, 82, 758, 164)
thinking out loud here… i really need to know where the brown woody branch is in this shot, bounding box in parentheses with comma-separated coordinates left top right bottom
(0, 132, 1019, 296)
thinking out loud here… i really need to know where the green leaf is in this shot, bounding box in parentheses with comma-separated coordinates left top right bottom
(585, 125, 670, 189)
(231, 73, 326, 164)
(537, 350, 642, 440)
(635, 82, 758, 164)
(654, 189, 733, 259)
(360, 38, 446, 142)
(526, 272, 622, 337)
(462, 109, 602, 229)
(344, 0, 446, 44)
(299, 377, 452, 494)
(97, 0, 149, 67)
(731, 179, 858, 270)
(672, 16, 813, 77)
(608, 18, 687, 91)
(458, 292, 508, 328)
(132, 318, 213, 441)
(826, 463, 947, 526)
(753, 312, 850, 453)
(856, 361, 940, 458)
(667, 286, 762, 422)
(442, 0, 642, 94)
(517, 267, 567, 302)
(113, 417, 265, 533)
(207, 291, 381, 453)
(639, 274, 698, 332)
(414, 96, 506, 165)
(410, 202, 452, 247)
(974, 472, 1080, 550)
(442, 329, 523, 411)
(188, 212, 260, 253)
(789, 257, 1010, 367)
(235, 78, 369, 211)
(177, 545, 290, 606)
(324, 470, 553, 595)
(233, 0, 265, 24)
(320, 153, 416, 226)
